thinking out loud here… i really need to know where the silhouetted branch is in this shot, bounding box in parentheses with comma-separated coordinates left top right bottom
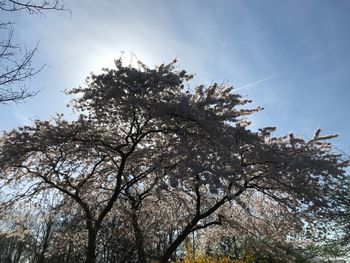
(0, 30, 41, 102)
(0, 0, 66, 103)
(0, 0, 66, 14)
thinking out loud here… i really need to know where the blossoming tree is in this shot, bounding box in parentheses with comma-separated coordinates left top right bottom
(0, 59, 348, 263)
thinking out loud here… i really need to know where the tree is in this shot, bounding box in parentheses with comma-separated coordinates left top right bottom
(0, 0, 66, 103)
(327, 180, 350, 255)
(0, 59, 348, 263)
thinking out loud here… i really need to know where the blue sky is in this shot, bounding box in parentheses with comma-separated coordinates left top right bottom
(1, 0, 350, 154)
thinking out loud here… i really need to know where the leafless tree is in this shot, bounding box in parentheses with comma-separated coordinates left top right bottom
(0, 0, 66, 103)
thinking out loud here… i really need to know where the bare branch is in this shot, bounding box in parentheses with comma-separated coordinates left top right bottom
(0, 0, 66, 14)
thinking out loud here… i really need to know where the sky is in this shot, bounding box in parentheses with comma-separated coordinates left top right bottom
(1, 0, 350, 155)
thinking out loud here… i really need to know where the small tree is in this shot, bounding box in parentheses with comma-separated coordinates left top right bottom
(0, 59, 348, 263)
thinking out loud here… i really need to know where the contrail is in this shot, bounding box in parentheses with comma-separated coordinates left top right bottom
(306, 44, 339, 62)
(235, 73, 280, 91)
(234, 43, 340, 92)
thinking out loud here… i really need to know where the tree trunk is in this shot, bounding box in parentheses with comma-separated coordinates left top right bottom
(159, 221, 197, 263)
(85, 229, 97, 263)
(131, 207, 147, 263)
(37, 221, 53, 263)
(160, 195, 229, 262)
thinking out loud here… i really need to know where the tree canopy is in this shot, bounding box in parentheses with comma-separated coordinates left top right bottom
(0, 59, 348, 263)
